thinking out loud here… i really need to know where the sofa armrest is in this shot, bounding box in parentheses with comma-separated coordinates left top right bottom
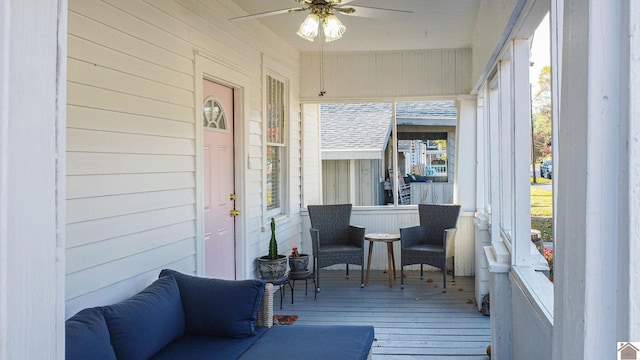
(256, 282, 274, 328)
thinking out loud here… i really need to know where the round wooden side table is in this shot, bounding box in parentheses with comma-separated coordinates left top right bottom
(364, 233, 401, 287)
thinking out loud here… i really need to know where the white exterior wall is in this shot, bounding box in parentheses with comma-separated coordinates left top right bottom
(65, 0, 301, 316)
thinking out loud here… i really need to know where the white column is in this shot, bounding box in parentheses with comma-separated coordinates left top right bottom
(454, 98, 477, 212)
(554, 0, 639, 358)
(628, 0, 640, 342)
(512, 39, 532, 267)
(0, 0, 66, 358)
(475, 95, 486, 211)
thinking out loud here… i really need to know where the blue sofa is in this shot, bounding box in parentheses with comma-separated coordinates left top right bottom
(65, 269, 374, 360)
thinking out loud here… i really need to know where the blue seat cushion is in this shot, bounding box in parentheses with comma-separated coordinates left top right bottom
(65, 308, 117, 360)
(238, 325, 375, 360)
(99, 276, 185, 360)
(150, 327, 269, 360)
(159, 269, 265, 338)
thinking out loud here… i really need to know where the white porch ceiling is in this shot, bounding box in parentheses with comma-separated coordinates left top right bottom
(229, 0, 482, 52)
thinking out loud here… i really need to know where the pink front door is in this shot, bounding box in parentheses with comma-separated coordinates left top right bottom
(203, 79, 236, 279)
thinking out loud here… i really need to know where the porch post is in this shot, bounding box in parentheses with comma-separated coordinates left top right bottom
(554, 0, 640, 358)
(0, 0, 67, 358)
(454, 98, 477, 211)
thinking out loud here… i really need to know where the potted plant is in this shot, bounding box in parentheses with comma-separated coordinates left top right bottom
(257, 218, 287, 280)
(288, 247, 310, 274)
(544, 247, 554, 282)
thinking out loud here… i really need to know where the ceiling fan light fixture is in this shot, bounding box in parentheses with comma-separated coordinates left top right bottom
(322, 14, 345, 42)
(296, 13, 320, 41)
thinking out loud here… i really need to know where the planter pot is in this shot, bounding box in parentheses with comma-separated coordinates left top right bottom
(257, 255, 287, 280)
(288, 254, 310, 274)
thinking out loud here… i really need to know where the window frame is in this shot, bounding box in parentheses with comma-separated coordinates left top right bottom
(264, 73, 289, 218)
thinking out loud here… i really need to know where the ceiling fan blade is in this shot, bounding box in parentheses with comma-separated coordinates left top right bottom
(230, 7, 307, 21)
(338, 5, 413, 19)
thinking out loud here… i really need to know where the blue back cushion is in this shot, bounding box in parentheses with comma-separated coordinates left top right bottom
(99, 276, 185, 360)
(65, 308, 117, 360)
(159, 269, 265, 338)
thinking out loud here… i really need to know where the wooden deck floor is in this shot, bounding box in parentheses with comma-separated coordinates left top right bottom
(273, 269, 491, 360)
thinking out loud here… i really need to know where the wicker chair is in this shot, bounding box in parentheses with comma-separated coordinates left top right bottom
(400, 204, 461, 293)
(256, 282, 274, 327)
(308, 204, 366, 293)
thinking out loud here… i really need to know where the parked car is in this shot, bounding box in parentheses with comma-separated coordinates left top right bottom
(540, 159, 552, 179)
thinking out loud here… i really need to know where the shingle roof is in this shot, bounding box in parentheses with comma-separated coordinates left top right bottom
(320, 101, 457, 159)
(320, 103, 392, 159)
(395, 101, 457, 120)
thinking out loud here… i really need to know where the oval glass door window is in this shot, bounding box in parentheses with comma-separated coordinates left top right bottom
(203, 97, 227, 130)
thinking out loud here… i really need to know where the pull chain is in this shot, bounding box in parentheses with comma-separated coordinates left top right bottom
(319, 31, 326, 97)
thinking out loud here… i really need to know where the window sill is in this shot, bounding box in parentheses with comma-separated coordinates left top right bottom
(511, 265, 554, 326)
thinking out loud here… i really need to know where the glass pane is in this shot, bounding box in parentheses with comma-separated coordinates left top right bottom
(398, 138, 448, 182)
(203, 98, 227, 130)
(266, 76, 284, 144)
(266, 146, 281, 210)
(318, 101, 457, 206)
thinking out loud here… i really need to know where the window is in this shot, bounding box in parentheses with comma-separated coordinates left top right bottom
(203, 97, 227, 131)
(319, 101, 457, 206)
(266, 75, 287, 216)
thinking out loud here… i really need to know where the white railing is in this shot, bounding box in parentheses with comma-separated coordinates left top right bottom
(425, 164, 447, 175)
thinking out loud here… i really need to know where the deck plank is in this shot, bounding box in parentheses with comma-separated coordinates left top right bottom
(274, 270, 491, 359)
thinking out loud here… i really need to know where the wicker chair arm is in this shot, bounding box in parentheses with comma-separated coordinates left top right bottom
(443, 228, 457, 258)
(310, 228, 320, 255)
(256, 282, 274, 328)
(400, 225, 423, 248)
(348, 225, 366, 247)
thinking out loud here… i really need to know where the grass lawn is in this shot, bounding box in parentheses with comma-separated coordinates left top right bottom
(531, 176, 552, 185)
(531, 187, 553, 216)
(531, 183, 553, 241)
(531, 217, 553, 242)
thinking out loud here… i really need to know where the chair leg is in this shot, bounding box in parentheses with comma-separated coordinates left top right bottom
(442, 268, 447, 293)
(360, 265, 364, 288)
(452, 256, 455, 280)
(420, 264, 424, 280)
(400, 265, 404, 289)
(346, 264, 349, 279)
(315, 259, 320, 293)
(313, 276, 317, 300)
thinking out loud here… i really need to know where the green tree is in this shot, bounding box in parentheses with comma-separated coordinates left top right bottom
(532, 66, 552, 161)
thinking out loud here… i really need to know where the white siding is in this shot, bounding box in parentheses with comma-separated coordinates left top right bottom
(322, 160, 351, 205)
(409, 183, 455, 204)
(299, 49, 472, 100)
(66, 0, 301, 317)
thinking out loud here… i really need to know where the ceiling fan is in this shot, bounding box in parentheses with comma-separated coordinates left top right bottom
(230, 0, 412, 42)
